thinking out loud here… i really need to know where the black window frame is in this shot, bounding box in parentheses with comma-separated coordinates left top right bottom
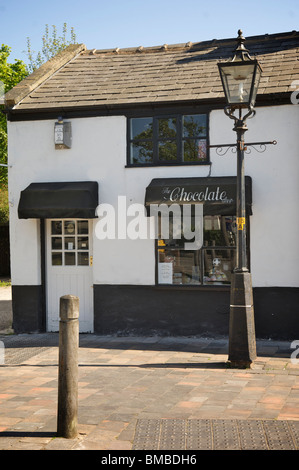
(126, 112, 210, 167)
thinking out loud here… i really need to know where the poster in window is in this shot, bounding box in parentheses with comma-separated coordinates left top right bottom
(197, 140, 206, 161)
(158, 262, 173, 284)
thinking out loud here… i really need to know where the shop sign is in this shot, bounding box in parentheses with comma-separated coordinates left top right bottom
(145, 177, 253, 216)
(162, 186, 233, 204)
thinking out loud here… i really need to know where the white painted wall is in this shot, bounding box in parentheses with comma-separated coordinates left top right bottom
(8, 104, 299, 288)
(210, 104, 299, 287)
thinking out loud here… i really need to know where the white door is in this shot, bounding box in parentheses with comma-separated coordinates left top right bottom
(46, 219, 93, 332)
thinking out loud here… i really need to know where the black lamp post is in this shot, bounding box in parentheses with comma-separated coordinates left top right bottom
(218, 30, 262, 367)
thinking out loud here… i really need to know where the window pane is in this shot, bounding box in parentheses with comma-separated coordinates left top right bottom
(204, 216, 236, 246)
(183, 114, 206, 138)
(158, 141, 177, 161)
(52, 252, 62, 266)
(130, 117, 153, 140)
(65, 252, 76, 266)
(158, 247, 201, 285)
(131, 142, 153, 164)
(51, 237, 62, 250)
(78, 237, 89, 249)
(129, 114, 208, 166)
(183, 139, 207, 162)
(158, 118, 177, 139)
(51, 221, 62, 235)
(157, 216, 201, 285)
(156, 215, 241, 287)
(203, 249, 235, 285)
(158, 217, 184, 248)
(77, 221, 88, 234)
(64, 237, 76, 250)
(78, 252, 89, 266)
(64, 221, 75, 234)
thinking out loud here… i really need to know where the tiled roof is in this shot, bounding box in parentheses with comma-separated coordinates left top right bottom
(5, 30, 299, 113)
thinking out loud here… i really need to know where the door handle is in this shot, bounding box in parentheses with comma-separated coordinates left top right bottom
(90, 256, 93, 266)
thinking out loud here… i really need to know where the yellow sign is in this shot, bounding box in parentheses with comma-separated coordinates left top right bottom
(158, 239, 166, 253)
(237, 217, 246, 230)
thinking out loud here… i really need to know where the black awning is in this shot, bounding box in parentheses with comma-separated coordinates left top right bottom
(145, 176, 252, 216)
(18, 181, 99, 219)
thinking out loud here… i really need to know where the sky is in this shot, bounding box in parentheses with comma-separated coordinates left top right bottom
(1, 0, 298, 66)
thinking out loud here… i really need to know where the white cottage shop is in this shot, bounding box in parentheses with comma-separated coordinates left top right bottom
(4, 31, 299, 339)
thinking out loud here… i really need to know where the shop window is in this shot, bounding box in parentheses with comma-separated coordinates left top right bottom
(50, 219, 90, 266)
(157, 215, 248, 286)
(128, 113, 208, 166)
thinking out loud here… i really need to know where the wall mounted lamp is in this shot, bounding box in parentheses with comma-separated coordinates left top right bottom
(54, 117, 72, 149)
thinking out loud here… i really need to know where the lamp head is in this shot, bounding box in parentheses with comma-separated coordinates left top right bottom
(218, 30, 262, 108)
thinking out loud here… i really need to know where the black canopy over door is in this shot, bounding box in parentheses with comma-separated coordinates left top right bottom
(18, 181, 99, 219)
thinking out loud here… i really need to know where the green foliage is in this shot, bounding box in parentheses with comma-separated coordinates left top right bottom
(26, 23, 77, 73)
(0, 184, 9, 223)
(0, 44, 28, 92)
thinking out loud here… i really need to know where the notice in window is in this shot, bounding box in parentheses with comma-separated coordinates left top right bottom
(158, 262, 173, 284)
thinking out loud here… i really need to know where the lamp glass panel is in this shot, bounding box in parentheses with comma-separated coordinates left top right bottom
(220, 62, 256, 105)
(250, 65, 262, 106)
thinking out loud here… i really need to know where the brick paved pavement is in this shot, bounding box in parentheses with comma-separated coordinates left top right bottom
(0, 333, 299, 450)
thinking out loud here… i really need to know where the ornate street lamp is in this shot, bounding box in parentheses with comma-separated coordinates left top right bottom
(218, 30, 262, 110)
(217, 30, 262, 368)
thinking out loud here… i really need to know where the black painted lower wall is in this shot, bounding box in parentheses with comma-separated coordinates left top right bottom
(94, 285, 231, 337)
(253, 287, 299, 340)
(12, 285, 44, 334)
(11, 284, 299, 341)
(93, 285, 299, 341)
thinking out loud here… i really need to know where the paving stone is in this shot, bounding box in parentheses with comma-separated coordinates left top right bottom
(0, 334, 299, 450)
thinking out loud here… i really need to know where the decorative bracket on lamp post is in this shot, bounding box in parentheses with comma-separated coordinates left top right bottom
(208, 140, 277, 156)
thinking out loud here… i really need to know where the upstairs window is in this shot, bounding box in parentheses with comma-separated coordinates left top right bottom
(128, 113, 209, 166)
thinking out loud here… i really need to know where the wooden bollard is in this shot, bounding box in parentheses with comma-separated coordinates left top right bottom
(57, 295, 79, 439)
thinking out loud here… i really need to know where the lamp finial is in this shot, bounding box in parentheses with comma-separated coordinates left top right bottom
(233, 29, 251, 61)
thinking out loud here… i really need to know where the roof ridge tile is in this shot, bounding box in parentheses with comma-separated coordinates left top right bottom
(82, 30, 299, 57)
